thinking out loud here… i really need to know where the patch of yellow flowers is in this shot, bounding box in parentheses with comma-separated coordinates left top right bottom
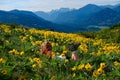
(0, 58, 6, 63)
(30, 58, 42, 69)
(93, 62, 106, 77)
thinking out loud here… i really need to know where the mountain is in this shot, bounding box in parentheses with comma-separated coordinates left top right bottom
(54, 4, 102, 27)
(0, 10, 52, 28)
(34, 4, 120, 31)
(85, 8, 120, 26)
(0, 10, 82, 32)
(35, 8, 72, 21)
(53, 4, 120, 28)
(1, 4, 120, 32)
(35, 11, 50, 20)
(113, 5, 120, 12)
(0, 10, 71, 32)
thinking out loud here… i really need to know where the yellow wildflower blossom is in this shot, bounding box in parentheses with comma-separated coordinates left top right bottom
(72, 73, 76, 77)
(52, 52, 56, 58)
(77, 64, 84, 70)
(60, 53, 65, 57)
(97, 68, 103, 74)
(21, 36, 27, 42)
(32, 64, 37, 68)
(114, 61, 120, 66)
(72, 66, 77, 71)
(100, 63, 106, 69)
(9, 49, 19, 55)
(65, 59, 69, 63)
(1, 69, 7, 75)
(0, 58, 6, 63)
(29, 36, 33, 40)
(93, 70, 99, 77)
(18, 76, 26, 80)
(29, 58, 33, 62)
(85, 63, 92, 71)
(20, 51, 24, 56)
(78, 44, 88, 53)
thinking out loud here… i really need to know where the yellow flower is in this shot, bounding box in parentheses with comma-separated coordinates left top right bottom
(29, 58, 33, 62)
(32, 64, 37, 68)
(85, 63, 92, 71)
(0, 58, 6, 63)
(33, 58, 42, 68)
(65, 59, 69, 63)
(77, 64, 84, 70)
(1, 69, 7, 75)
(97, 68, 103, 74)
(90, 52, 95, 56)
(114, 61, 120, 66)
(20, 51, 24, 56)
(29, 36, 33, 40)
(52, 52, 56, 58)
(52, 42, 55, 47)
(103, 44, 119, 54)
(35, 40, 42, 45)
(72, 73, 76, 77)
(4, 28, 11, 33)
(78, 44, 88, 53)
(63, 50, 67, 54)
(55, 43, 58, 46)
(100, 63, 106, 69)
(33, 58, 42, 64)
(21, 36, 27, 42)
(60, 53, 65, 57)
(72, 66, 77, 71)
(93, 70, 99, 77)
(97, 50, 102, 56)
(18, 76, 26, 80)
(9, 49, 19, 54)
(31, 41, 35, 46)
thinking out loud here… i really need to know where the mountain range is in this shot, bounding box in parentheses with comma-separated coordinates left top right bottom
(0, 10, 74, 32)
(35, 4, 120, 28)
(0, 4, 120, 32)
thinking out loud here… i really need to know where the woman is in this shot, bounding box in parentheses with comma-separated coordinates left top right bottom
(69, 43, 79, 61)
(40, 41, 52, 57)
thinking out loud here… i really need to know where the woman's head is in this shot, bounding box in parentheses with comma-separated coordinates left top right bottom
(40, 41, 52, 54)
(69, 43, 80, 51)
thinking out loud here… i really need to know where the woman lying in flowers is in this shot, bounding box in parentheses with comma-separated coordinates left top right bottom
(69, 43, 79, 61)
(40, 41, 79, 61)
(40, 41, 52, 57)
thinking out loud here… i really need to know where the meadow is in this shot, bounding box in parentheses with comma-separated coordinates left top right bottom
(0, 24, 120, 80)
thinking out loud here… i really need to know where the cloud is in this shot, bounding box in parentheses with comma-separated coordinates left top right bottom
(0, 0, 120, 11)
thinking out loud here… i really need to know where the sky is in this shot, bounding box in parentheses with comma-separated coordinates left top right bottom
(0, 0, 120, 12)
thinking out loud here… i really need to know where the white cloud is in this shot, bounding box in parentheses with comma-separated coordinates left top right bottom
(0, 0, 120, 11)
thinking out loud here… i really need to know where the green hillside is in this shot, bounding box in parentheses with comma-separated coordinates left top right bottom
(0, 23, 120, 80)
(79, 23, 120, 43)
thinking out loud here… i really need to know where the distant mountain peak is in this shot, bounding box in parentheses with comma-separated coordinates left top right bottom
(10, 9, 19, 12)
(50, 7, 72, 13)
(78, 3, 101, 11)
(83, 4, 100, 8)
(86, 4, 98, 6)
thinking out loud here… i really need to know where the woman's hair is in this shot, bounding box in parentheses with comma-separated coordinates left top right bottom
(45, 41, 52, 51)
(69, 43, 80, 51)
